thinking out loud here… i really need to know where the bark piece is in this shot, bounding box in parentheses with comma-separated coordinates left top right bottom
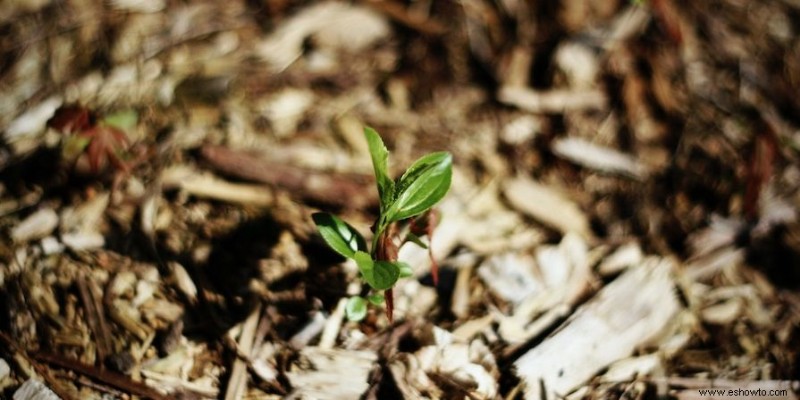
(200, 145, 374, 209)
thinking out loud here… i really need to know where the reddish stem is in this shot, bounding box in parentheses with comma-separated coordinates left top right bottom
(384, 288, 394, 323)
(377, 225, 399, 322)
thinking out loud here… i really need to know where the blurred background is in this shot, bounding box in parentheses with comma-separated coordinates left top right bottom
(1, 0, 799, 399)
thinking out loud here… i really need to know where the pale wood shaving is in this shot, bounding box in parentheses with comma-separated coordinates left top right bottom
(503, 177, 593, 240)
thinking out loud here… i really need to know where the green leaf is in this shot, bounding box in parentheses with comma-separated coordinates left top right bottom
(370, 261, 401, 290)
(405, 232, 428, 249)
(354, 251, 400, 290)
(364, 127, 395, 212)
(385, 152, 452, 222)
(345, 296, 367, 321)
(397, 262, 414, 278)
(102, 110, 138, 131)
(312, 213, 367, 258)
(62, 135, 92, 160)
(367, 294, 385, 305)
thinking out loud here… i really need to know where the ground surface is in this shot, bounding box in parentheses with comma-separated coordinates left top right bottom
(1, 0, 800, 399)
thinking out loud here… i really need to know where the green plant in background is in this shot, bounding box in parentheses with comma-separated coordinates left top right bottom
(313, 127, 452, 322)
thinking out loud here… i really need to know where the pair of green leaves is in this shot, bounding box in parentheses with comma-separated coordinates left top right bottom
(311, 213, 413, 291)
(313, 127, 452, 321)
(364, 127, 452, 224)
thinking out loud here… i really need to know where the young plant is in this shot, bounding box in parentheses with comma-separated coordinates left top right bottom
(47, 105, 139, 174)
(313, 127, 452, 322)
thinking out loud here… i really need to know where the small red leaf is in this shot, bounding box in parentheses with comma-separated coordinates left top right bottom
(48, 106, 92, 133)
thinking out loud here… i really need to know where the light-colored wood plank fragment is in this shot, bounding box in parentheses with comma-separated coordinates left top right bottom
(514, 257, 680, 399)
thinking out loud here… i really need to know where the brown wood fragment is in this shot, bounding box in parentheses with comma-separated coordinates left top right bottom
(31, 352, 170, 400)
(362, 0, 447, 36)
(76, 272, 113, 364)
(200, 145, 376, 209)
(744, 124, 778, 221)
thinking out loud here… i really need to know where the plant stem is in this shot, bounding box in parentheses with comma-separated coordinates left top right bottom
(373, 220, 397, 322)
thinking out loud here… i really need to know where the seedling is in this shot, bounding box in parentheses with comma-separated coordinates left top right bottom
(48, 105, 139, 174)
(313, 127, 452, 322)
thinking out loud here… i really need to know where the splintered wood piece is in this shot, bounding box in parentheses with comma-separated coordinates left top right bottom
(514, 257, 680, 399)
(76, 273, 113, 364)
(224, 304, 262, 400)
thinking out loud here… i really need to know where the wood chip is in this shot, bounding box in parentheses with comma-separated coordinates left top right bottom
(514, 257, 680, 399)
(13, 379, 60, 400)
(498, 86, 606, 113)
(11, 208, 59, 243)
(599, 354, 662, 383)
(0, 358, 10, 380)
(477, 252, 540, 304)
(552, 137, 648, 179)
(168, 261, 197, 303)
(286, 347, 377, 400)
(597, 242, 643, 276)
(503, 177, 593, 241)
(4, 96, 62, 143)
(256, 2, 390, 72)
(224, 304, 261, 400)
(161, 166, 273, 206)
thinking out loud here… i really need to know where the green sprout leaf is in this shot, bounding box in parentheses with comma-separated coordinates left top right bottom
(345, 296, 368, 321)
(102, 109, 138, 131)
(354, 251, 400, 290)
(370, 261, 401, 290)
(367, 294, 385, 305)
(385, 152, 452, 222)
(62, 135, 92, 160)
(397, 261, 414, 278)
(312, 212, 367, 258)
(405, 232, 428, 249)
(364, 127, 395, 212)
